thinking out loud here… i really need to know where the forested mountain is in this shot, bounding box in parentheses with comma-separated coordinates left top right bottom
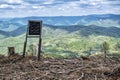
(0, 14, 120, 57)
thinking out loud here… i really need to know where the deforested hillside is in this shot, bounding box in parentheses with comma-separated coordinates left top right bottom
(0, 55, 120, 80)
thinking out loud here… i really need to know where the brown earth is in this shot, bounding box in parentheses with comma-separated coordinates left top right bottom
(0, 55, 120, 80)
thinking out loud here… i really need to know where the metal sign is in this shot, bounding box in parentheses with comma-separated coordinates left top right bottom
(28, 20, 42, 36)
(23, 20, 42, 61)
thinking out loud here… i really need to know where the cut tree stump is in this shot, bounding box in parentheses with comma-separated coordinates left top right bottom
(8, 47, 15, 56)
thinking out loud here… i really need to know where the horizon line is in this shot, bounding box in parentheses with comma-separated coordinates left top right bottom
(0, 13, 120, 19)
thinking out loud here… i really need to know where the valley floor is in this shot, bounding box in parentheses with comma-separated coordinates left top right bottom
(0, 55, 120, 80)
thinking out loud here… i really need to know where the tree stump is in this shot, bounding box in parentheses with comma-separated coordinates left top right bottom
(8, 47, 15, 56)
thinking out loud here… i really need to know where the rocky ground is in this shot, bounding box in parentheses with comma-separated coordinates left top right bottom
(0, 55, 120, 80)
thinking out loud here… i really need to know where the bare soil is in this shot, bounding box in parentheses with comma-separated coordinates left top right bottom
(0, 55, 120, 80)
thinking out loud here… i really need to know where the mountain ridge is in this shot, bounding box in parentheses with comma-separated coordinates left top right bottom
(0, 14, 120, 38)
(0, 14, 119, 26)
(0, 24, 120, 38)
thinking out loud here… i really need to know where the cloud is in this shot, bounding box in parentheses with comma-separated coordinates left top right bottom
(0, 4, 9, 8)
(0, 0, 23, 4)
(0, 0, 120, 17)
(0, 4, 16, 9)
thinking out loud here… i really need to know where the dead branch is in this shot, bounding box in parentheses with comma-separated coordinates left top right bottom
(77, 72, 84, 80)
(29, 60, 40, 71)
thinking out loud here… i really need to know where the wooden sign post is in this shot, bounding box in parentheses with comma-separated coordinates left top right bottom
(23, 20, 42, 60)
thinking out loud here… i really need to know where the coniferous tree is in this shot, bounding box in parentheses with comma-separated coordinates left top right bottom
(115, 41, 120, 50)
(115, 41, 120, 53)
(101, 41, 109, 58)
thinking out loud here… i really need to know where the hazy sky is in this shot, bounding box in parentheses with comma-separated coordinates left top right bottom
(0, 0, 120, 18)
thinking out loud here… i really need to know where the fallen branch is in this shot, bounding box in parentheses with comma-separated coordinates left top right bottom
(77, 72, 84, 80)
(29, 60, 40, 71)
(95, 75, 97, 80)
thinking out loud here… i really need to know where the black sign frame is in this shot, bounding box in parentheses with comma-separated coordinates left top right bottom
(28, 20, 42, 36)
